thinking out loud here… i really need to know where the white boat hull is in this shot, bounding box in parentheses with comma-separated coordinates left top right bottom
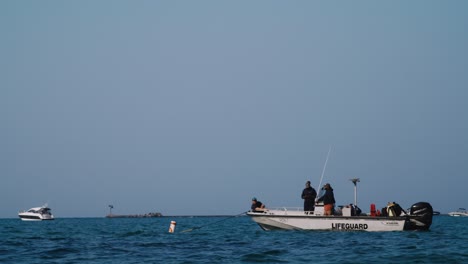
(248, 210, 405, 231)
(448, 212, 468, 217)
(248, 203, 433, 232)
(19, 217, 49, 221)
(18, 213, 54, 221)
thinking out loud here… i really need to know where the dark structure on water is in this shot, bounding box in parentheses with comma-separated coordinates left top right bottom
(106, 212, 163, 218)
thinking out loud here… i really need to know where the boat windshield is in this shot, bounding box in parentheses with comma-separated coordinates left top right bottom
(39, 208, 51, 214)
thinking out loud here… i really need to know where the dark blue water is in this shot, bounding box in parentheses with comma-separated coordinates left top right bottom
(1, 215, 467, 263)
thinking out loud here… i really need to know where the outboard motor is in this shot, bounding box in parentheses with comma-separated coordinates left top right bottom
(406, 202, 433, 230)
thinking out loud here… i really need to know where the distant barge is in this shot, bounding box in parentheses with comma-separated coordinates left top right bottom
(106, 212, 163, 218)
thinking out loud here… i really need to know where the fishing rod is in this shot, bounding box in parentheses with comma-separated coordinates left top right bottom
(316, 146, 332, 197)
(180, 211, 248, 233)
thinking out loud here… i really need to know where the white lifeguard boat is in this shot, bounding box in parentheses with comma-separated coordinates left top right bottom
(247, 203, 432, 231)
(247, 179, 433, 232)
(18, 204, 54, 221)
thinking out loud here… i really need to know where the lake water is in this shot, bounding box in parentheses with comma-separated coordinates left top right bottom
(1, 215, 467, 263)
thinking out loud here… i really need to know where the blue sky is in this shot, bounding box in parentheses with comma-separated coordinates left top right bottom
(1, 1, 467, 217)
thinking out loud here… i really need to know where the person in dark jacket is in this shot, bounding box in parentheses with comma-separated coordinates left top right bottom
(251, 197, 265, 212)
(317, 183, 336, 215)
(301, 181, 317, 213)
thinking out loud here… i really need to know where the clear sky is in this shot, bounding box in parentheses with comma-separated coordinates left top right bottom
(1, 1, 467, 218)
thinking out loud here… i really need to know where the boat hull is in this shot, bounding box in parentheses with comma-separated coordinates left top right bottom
(248, 202, 432, 232)
(248, 211, 406, 231)
(448, 213, 468, 217)
(248, 206, 432, 232)
(18, 213, 54, 221)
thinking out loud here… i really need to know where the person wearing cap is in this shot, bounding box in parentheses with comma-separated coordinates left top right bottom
(316, 183, 336, 215)
(301, 181, 317, 214)
(251, 197, 265, 212)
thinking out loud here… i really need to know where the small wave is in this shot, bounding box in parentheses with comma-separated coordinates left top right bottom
(26, 236, 44, 240)
(119, 230, 145, 237)
(136, 242, 167, 248)
(40, 247, 80, 259)
(241, 250, 289, 263)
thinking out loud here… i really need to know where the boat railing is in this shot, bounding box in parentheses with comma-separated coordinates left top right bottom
(256, 204, 327, 215)
(265, 207, 303, 212)
(256, 207, 314, 215)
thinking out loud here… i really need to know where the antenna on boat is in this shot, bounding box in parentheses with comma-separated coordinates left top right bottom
(317, 146, 332, 195)
(108, 205, 114, 216)
(349, 178, 360, 206)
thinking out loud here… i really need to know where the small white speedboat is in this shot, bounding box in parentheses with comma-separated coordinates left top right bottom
(18, 205, 54, 221)
(448, 208, 468, 217)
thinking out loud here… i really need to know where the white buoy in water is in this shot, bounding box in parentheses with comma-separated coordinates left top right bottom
(168, 221, 176, 233)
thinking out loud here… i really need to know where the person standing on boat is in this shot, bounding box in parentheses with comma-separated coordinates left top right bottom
(251, 197, 265, 212)
(317, 183, 336, 215)
(301, 181, 317, 213)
